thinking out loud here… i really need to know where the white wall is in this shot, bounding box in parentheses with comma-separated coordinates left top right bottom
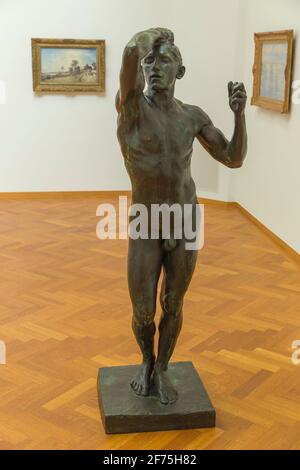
(0, 0, 238, 197)
(234, 0, 300, 253)
(0, 0, 163, 191)
(164, 0, 240, 201)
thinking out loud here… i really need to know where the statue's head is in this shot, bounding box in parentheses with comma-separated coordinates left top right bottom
(141, 40, 185, 92)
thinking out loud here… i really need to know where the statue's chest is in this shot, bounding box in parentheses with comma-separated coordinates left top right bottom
(122, 107, 194, 159)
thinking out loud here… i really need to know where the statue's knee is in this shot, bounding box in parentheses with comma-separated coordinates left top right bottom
(133, 301, 156, 326)
(162, 292, 183, 318)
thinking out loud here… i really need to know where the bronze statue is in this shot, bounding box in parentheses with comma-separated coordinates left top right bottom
(116, 28, 247, 405)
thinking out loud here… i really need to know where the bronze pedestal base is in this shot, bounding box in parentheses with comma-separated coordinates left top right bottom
(98, 362, 216, 434)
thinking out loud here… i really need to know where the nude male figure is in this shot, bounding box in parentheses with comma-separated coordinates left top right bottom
(116, 28, 247, 405)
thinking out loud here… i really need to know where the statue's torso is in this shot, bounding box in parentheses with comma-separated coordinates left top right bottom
(117, 94, 203, 206)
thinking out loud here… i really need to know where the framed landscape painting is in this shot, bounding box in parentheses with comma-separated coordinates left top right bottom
(31, 38, 105, 93)
(251, 30, 294, 113)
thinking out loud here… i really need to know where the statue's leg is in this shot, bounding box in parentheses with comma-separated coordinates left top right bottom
(153, 239, 198, 404)
(128, 237, 163, 396)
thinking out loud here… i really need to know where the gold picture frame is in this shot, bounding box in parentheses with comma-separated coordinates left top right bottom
(31, 38, 105, 93)
(251, 30, 294, 113)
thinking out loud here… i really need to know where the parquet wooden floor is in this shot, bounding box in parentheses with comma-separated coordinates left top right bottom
(0, 193, 299, 450)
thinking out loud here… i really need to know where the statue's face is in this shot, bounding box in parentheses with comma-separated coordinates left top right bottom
(142, 44, 183, 92)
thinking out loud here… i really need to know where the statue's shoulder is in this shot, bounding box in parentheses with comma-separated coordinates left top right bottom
(178, 101, 210, 122)
(176, 100, 211, 130)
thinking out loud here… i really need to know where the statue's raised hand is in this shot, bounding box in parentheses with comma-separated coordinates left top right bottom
(153, 28, 174, 44)
(228, 82, 247, 115)
(135, 28, 174, 44)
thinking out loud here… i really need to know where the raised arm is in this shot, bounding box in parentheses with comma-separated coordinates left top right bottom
(197, 82, 248, 169)
(116, 28, 174, 112)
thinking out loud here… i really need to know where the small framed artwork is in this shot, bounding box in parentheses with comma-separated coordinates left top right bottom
(251, 30, 294, 113)
(31, 38, 105, 93)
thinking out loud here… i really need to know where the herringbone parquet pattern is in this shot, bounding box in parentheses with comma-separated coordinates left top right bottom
(0, 193, 299, 450)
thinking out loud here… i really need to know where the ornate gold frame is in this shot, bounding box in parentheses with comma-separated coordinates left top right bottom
(251, 30, 294, 114)
(31, 38, 105, 93)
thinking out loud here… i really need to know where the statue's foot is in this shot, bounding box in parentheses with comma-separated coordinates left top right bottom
(130, 360, 154, 397)
(153, 368, 178, 405)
